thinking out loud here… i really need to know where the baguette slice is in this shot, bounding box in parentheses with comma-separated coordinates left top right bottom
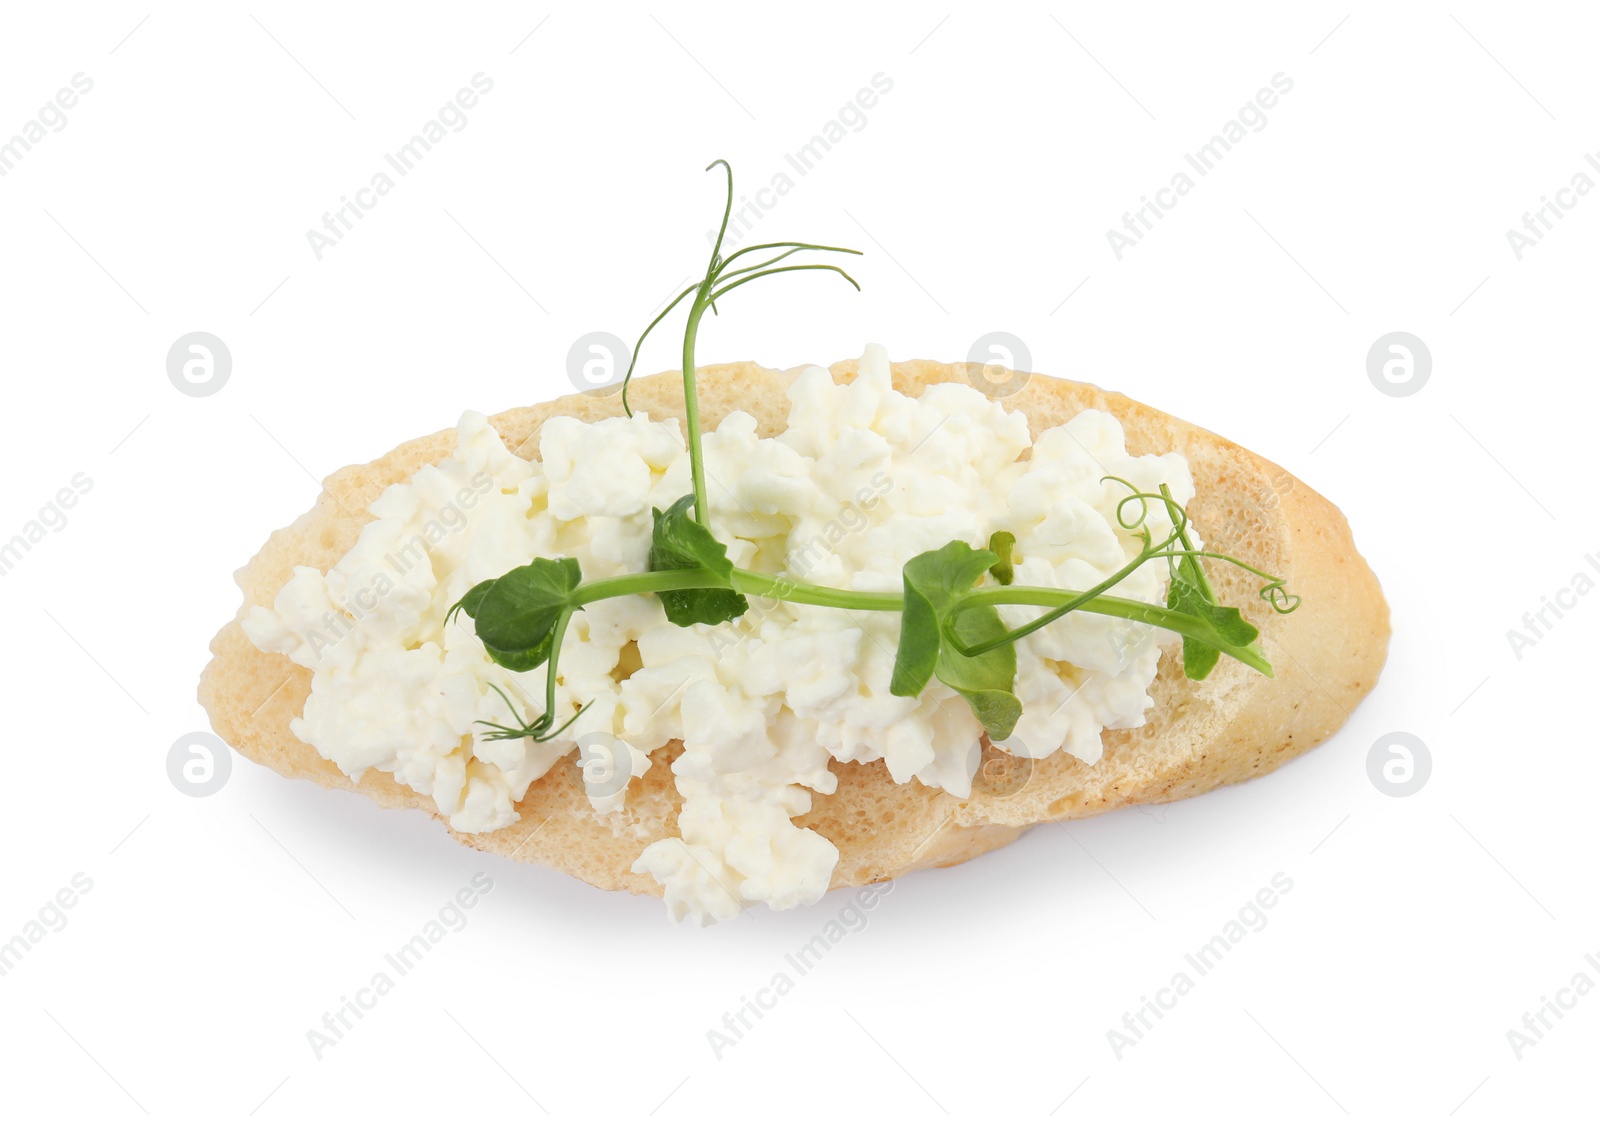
(199, 359, 1389, 899)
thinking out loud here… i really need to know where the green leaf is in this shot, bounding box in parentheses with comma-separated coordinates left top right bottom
(649, 494, 749, 627)
(446, 578, 496, 624)
(987, 531, 1016, 585)
(481, 641, 550, 673)
(955, 689, 1023, 741)
(889, 579, 941, 697)
(470, 557, 583, 670)
(891, 541, 1022, 741)
(1166, 574, 1260, 680)
(1158, 483, 1256, 680)
(939, 603, 1022, 740)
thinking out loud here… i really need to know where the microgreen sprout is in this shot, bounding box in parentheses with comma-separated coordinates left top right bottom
(620, 160, 861, 523)
(458, 161, 1301, 744)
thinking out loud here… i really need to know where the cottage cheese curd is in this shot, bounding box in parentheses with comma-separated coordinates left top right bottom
(243, 346, 1195, 923)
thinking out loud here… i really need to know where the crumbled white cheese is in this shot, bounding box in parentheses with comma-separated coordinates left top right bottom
(244, 345, 1195, 924)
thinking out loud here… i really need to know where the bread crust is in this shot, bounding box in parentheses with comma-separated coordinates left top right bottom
(199, 361, 1389, 899)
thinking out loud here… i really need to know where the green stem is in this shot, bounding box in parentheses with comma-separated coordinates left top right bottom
(732, 568, 901, 611)
(957, 586, 1273, 675)
(542, 606, 574, 720)
(950, 534, 1161, 656)
(573, 568, 724, 604)
(682, 295, 710, 523)
(1161, 483, 1215, 602)
(572, 567, 901, 611)
(569, 566, 1268, 675)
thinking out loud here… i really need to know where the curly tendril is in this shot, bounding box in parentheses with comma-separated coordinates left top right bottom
(1097, 476, 1300, 617)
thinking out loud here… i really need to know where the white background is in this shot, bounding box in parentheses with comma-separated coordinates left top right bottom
(0, 2, 1593, 1125)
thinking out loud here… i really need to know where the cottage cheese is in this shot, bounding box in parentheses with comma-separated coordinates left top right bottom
(244, 345, 1195, 924)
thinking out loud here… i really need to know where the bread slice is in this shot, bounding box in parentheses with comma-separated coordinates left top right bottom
(199, 359, 1389, 900)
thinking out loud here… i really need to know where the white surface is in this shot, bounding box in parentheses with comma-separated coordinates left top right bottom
(0, 2, 1591, 1125)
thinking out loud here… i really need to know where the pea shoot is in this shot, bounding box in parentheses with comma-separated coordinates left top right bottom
(462, 162, 1300, 744)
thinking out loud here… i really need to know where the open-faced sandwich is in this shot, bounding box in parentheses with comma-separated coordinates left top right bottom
(200, 162, 1389, 924)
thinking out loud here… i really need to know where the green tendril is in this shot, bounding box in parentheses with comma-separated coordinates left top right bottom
(1097, 476, 1299, 614)
(618, 161, 863, 462)
(474, 682, 590, 744)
